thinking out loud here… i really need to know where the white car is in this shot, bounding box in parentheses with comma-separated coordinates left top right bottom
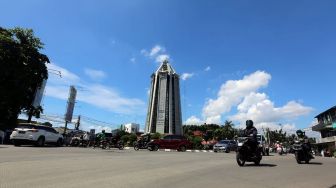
(10, 123, 63, 147)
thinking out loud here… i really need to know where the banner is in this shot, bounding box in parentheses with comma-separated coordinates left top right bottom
(32, 79, 47, 108)
(65, 86, 77, 122)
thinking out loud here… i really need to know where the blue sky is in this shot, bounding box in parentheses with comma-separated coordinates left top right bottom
(1, 0, 336, 133)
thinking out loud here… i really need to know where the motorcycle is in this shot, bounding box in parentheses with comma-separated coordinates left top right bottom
(79, 139, 89, 147)
(133, 140, 149, 150)
(70, 137, 80, 147)
(236, 137, 262, 166)
(134, 134, 151, 151)
(108, 139, 124, 150)
(92, 139, 108, 149)
(276, 145, 286, 155)
(292, 140, 313, 164)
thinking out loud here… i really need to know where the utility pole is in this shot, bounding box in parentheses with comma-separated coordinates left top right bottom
(63, 121, 68, 136)
(75, 115, 81, 130)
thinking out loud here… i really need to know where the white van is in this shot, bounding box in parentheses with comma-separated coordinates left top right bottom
(257, 134, 269, 156)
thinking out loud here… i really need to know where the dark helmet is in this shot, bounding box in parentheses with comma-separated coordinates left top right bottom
(296, 130, 304, 137)
(246, 120, 254, 129)
(102, 130, 105, 133)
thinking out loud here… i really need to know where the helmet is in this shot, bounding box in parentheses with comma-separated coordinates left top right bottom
(296, 130, 304, 137)
(246, 120, 254, 129)
(102, 130, 105, 133)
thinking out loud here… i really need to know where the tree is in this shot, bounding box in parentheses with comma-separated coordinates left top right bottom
(0, 27, 49, 128)
(222, 120, 235, 139)
(266, 128, 287, 144)
(128, 133, 138, 145)
(121, 135, 129, 145)
(151, 132, 162, 139)
(187, 136, 203, 150)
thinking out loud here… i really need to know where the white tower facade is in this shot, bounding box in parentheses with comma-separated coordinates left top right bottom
(145, 60, 182, 135)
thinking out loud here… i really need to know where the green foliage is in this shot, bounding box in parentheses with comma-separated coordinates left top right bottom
(151, 132, 162, 139)
(265, 128, 287, 144)
(116, 130, 128, 138)
(128, 133, 138, 145)
(0, 27, 49, 127)
(183, 121, 238, 143)
(188, 136, 203, 150)
(120, 135, 129, 145)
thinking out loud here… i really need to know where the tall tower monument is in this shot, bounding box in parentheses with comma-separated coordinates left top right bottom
(145, 60, 182, 135)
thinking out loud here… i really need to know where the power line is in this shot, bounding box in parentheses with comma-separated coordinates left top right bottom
(81, 115, 117, 127)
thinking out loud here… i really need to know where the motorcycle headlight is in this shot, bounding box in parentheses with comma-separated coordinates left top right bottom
(238, 143, 243, 147)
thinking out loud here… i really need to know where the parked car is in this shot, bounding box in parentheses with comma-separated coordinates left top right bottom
(10, 123, 63, 147)
(148, 135, 192, 152)
(213, 140, 237, 153)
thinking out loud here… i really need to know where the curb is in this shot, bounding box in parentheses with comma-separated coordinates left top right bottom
(159, 149, 214, 153)
(123, 147, 214, 153)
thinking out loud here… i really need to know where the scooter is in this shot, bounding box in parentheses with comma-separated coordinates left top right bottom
(277, 146, 286, 155)
(236, 137, 262, 166)
(292, 140, 313, 164)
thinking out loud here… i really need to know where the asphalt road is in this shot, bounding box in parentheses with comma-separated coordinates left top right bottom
(0, 145, 335, 188)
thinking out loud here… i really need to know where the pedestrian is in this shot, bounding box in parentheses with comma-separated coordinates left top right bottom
(0, 130, 4, 144)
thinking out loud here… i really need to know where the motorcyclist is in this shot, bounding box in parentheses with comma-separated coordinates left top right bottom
(83, 132, 90, 141)
(296, 130, 314, 158)
(243, 120, 258, 156)
(96, 130, 106, 145)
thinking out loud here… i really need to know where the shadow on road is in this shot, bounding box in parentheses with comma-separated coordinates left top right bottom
(244, 163, 277, 167)
(306, 162, 323, 165)
(0, 146, 9, 148)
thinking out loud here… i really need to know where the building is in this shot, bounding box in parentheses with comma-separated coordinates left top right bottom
(124, 123, 140, 133)
(112, 129, 120, 136)
(312, 106, 336, 153)
(145, 60, 182, 135)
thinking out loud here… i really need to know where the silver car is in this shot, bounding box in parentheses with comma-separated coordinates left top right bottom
(213, 140, 237, 153)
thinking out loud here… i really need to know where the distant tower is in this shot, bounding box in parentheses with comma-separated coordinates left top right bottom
(145, 60, 182, 135)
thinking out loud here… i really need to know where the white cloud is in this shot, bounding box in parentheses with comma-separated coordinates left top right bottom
(205, 66, 211, 71)
(155, 54, 170, 63)
(150, 45, 165, 57)
(78, 84, 145, 114)
(230, 93, 313, 125)
(140, 49, 148, 56)
(84, 68, 107, 81)
(142, 45, 170, 64)
(45, 63, 145, 115)
(203, 71, 271, 123)
(47, 63, 80, 84)
(185, 116, 204, 125)
(181, 73, 194, 81)
(189, 70, 313, 130)
(130, 58, 136, 63)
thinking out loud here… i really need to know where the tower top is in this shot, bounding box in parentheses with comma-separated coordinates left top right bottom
(156, 60, 176, 75)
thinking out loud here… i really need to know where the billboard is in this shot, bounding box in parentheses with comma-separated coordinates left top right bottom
(65, 86, 77, 122)
(32, 79, 47, 108)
